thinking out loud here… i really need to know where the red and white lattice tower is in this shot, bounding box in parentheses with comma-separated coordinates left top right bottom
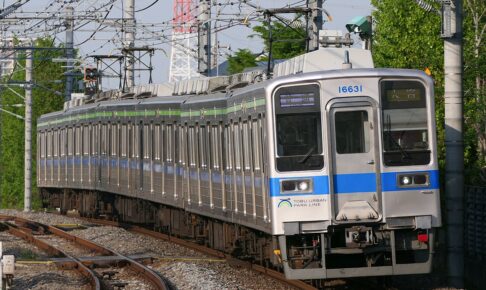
(169, 0, 200, 82)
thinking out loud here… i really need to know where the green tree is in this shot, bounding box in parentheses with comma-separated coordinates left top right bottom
(225, 16, 307, 73)
(0, 37, 65, 208)
(251, 18, 307, 60)
(463, 0, 486, 182)
(227, 49, 258, 74)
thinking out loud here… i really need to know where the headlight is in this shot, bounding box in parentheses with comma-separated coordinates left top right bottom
(298, 181, 309, 191)
(413, 175, 427, 185)
(401, 176, 411, 185)
(398, 173, 429, 188)
(281, 179, 313, 193)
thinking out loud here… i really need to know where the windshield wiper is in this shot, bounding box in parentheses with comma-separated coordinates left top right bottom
(385, 114, 411, 161)
(299, 146, 316, 164)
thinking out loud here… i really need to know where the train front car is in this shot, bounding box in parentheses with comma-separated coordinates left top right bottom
(268, 69, 441, 279)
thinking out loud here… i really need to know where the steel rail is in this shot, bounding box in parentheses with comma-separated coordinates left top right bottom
(0, 214, 169, 290)
(0, 220, 101, 290)
(76, 216, 317, 290)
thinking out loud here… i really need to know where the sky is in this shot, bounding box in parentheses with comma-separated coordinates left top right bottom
(1, 0, 372, 90)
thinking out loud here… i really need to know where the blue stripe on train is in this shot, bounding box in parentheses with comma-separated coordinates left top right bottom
(45, 158, 439, 196)
(333, 173, 376, 193)
(269, 176, 329, 197)
(269, 170, 439, 197)
(381, 170, 439, 191)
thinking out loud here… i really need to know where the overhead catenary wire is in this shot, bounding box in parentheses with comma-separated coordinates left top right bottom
(0, 0, 316, 86)
(135, 0, 159, 13)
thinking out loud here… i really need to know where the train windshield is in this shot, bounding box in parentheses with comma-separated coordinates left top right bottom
(381, 80, 430, 166)
(274, 84, 324, 172)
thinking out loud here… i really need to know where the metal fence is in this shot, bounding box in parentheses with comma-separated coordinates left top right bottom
(465, 186, 486, 289)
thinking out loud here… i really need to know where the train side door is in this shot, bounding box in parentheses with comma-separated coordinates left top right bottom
(328, 100, 382, 223)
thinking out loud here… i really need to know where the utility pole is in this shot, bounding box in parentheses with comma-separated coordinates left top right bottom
(24, 48, 32, 212)
(64, 6, 74, 101)
(123, 0, 135, 88)
(309, 0, 323, 51)
(415, 1, 464, 286)
(198, 0, 211, 75)
(443, 0, 464, 288)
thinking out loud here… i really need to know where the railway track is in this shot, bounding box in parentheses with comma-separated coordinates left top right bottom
(0, 214, 169, 290)
(70, 214, 317, 290)
(67, 214, 395, 290)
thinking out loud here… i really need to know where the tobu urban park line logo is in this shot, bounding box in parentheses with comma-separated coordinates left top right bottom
(278, 198, 293, 208)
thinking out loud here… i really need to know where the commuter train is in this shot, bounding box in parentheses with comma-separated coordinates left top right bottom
(37, 47, 441, 280)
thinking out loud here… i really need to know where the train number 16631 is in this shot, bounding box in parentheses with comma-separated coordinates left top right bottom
(338, 85, 363, 94)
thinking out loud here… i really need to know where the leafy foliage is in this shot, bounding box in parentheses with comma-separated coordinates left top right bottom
(251, 19, 307, 60)
(226, 16, 307, 73)
(0, 37, 65, 208)
(227, 49, 258, 74)
(463, 0, 486, 183)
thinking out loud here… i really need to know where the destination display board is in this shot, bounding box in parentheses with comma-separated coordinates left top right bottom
(381, 81, 426, 109)
(385, 88, 422, 102)
(279, 92, 317, 108)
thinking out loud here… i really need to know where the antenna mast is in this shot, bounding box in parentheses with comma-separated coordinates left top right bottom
(169, 0, 200, 82)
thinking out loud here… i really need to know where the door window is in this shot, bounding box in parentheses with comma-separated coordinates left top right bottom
(334, 111, 370, 154)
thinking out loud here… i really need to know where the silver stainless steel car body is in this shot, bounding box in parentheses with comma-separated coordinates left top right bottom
(37, 67, 440, 280)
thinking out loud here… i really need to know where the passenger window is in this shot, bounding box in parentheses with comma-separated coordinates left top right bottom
(180, 125, 187, 166)
(199, 125, 207, 168)
(68, 128, 73, 156)
(112, 124, 118, 156)
(224, 125, 232, 170)
(91, 125, 97, 155)
(83, 125, 89, 156)
(334, 111, 370, 154)
(189, 126, 196, 167)
(144, 124, 150, 159)
(211, 125, 221, 170)
(252, 119, 261, 171)
(121, 124, 127, 157)
(75, 127, 81, 156)
(46, 131, 51, 157)
(60, 129, 64, 156)
(167, 124, 173, 162)
(242, 120, 251, 171)
(133, 124, 138, 158)
(128, 124, 133, 158)
(160, 122, 165, 161)
(100, 124, 106, 156)
(176, 122, 180, 163)
(53, 131, 57, 157)
(233, 122, 241, 170)
(58, 130, 62, 157)
(40, 132, 45, 158)
(177, 125, 184, 165)
(154, 125, 160, 160)
(205, 124, 212, 169)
